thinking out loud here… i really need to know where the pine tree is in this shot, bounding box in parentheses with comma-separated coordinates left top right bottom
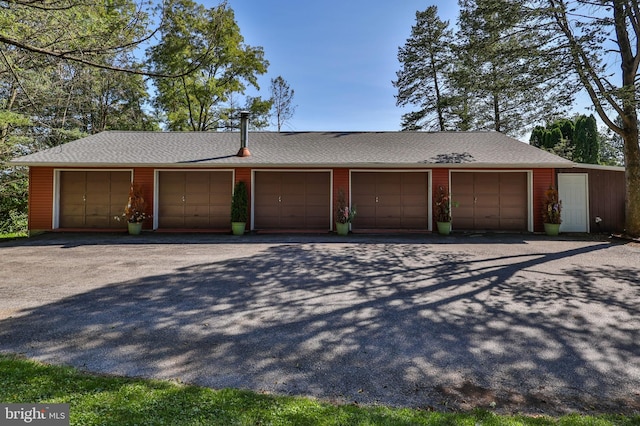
(454, 0, 575, 136)
(270, 76, 296, 132)
(394, 6, 454, 131)
(574, 114, 599, 164)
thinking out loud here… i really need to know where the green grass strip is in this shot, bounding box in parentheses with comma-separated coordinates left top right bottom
(0, 231, 27, 240)
(0, 354, 636, 425)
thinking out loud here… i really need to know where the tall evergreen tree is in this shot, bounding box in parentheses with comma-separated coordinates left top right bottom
(574, 114, 599, 164)
(555, 118, 575, 142)
(394, 6, 454, 131)
(454, 0, 575, 136)
(546, 127, 564, 150)
(529, 117, 577, 160)
(530, 126, 546, 148)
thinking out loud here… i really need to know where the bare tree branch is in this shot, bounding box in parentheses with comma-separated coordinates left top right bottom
(548, 0, 624, 134)
(0, 0, 222, 78)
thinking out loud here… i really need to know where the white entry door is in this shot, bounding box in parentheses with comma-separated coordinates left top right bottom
(558, 173, 589, 232)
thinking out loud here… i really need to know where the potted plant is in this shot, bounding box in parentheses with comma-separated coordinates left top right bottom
(542, 186, 562, 236)
(230, 181, 248, 235)
(335, 188, 356, 235)
(117, 183, 150, 235)
(434, 185, 452, 235)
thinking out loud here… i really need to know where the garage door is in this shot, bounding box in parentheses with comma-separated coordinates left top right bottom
(254, 171, 330, 229)
(59, 171, 131, 228)
(351, 172, 429, 229)
(158, 171, 232, 229)
(451, 172, 527, 231)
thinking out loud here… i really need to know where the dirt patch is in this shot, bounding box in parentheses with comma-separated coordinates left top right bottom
(433, 381, 640, 416)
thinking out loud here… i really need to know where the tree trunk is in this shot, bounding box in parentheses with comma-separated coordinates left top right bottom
(615, 0, 640, 236)
(623, 129, 640, 236)
(493, 93, 501, 132)
(428, 50, 445, 131)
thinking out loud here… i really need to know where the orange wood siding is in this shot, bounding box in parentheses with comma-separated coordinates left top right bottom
(431, 168, 449, 190)
(235, 167, 251, 184)
(533, 168, 555, 232)
(333, 168, 349, 226)
(28, 167, 54, 231)
(133, 168, 155, 229)
(431, 168, 449, 229)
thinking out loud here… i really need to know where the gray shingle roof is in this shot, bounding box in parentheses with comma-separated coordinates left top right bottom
(11, 130, 574, 168)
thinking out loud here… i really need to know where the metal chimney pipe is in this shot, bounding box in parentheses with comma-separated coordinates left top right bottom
(237, 111, 251, 157)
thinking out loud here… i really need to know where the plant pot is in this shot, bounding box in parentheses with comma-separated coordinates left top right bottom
(335, 222, 349, 236)
(127, 222, 142, 235)
(436, 221, 451, 235)
(231, 222, 246, 236)
(544, 223, 560, 236)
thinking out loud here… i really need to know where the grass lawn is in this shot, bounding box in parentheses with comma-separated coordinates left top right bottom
(0, 355, 637, 425)
(0, 231, 27, 240)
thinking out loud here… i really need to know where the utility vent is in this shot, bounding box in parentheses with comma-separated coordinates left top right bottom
(237, 111, 251, 157)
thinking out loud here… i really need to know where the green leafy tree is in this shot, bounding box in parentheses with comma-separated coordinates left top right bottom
(1, 0, 156, 144)
(0, 0, 158, 232)
(397, 1, 575, 136)
(148, 0, 268, 131)
(217, 96, 272, 132)
(0, 0, 168, 76)
(394, 6, 455, 131)
(599, 117, 625, 166)
(244, 96, 272, 130)
(0, 109, 30, 234)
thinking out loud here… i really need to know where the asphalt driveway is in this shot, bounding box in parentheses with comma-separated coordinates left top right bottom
(1, 232, 639, 415)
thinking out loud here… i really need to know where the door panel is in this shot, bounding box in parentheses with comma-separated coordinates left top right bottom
(558, 174, 589, 232)
(158, 172, 185, 228)
(451, 172, 527, 231)
(59, 171, 130, 229)
(351, 172, 429, 229)
(85, 172, 112, 228)
(474, 173, 500, 227)
(254, 171, 330, 229)
(158, 171, 232, 229)
(59, 172, 87, 228)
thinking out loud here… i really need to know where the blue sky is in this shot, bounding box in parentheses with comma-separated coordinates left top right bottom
(221, 1, 460, 131)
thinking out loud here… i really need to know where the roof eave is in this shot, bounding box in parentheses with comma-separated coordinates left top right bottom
(570, 163, 625, 172)
(8, 161, 576, 169)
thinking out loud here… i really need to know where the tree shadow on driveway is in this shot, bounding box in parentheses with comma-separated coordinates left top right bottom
(1, 239, 639, 414)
